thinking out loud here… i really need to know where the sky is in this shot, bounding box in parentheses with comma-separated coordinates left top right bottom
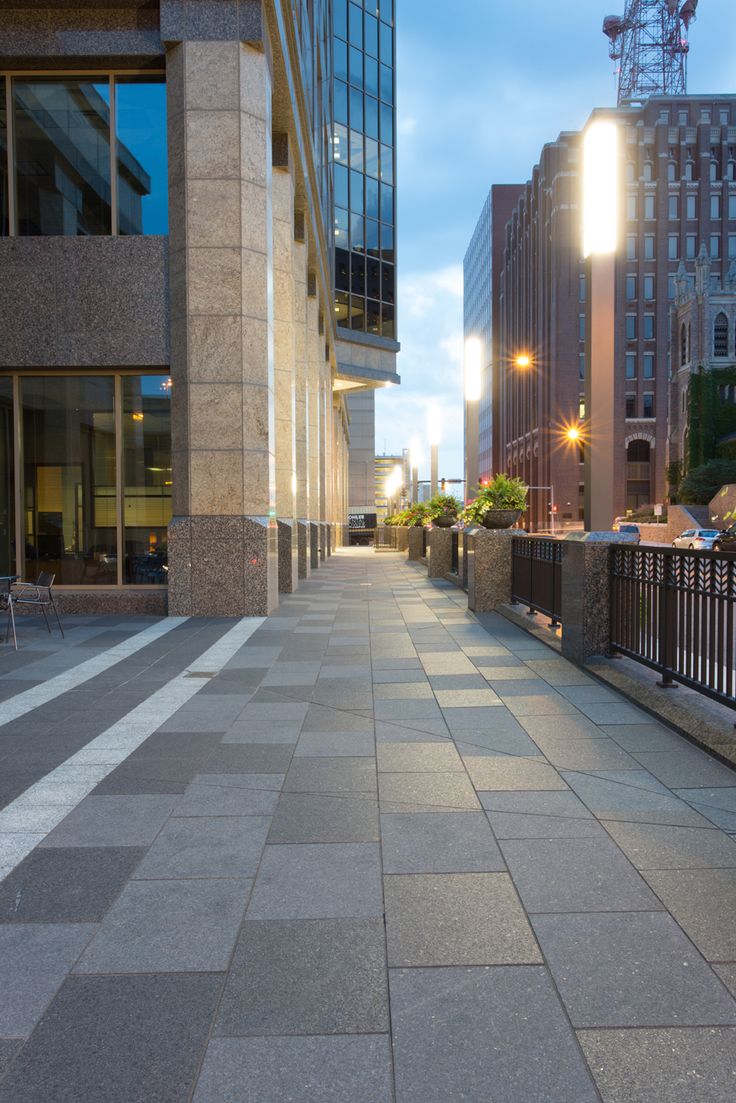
(375, 0, 735, 486)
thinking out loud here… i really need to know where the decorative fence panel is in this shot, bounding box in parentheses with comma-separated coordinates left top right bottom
(511, 537, 562, 625)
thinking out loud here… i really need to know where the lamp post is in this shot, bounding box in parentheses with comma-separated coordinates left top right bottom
(427, 406, 441, 498)
(583, 118, 619, 532)
(464, 337, 482, 503)
(409, 437, 421, 503)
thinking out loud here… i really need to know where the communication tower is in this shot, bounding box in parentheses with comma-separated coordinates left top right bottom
(602, 0, 700, 106)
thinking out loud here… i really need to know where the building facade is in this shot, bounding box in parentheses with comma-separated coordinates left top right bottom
(0, 0, 398, 615)
(486, 95, 736, 530)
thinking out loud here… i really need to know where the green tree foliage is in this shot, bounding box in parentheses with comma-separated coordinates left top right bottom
(686, 366, 736, 470)
(679, 459, 736, 504)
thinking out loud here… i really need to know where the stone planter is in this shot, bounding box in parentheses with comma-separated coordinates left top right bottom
(482, 509, 522, 530)
(432, 513, 457, 528)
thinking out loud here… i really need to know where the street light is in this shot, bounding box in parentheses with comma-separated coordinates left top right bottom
(583, 117, 619, 532)
(427, 405, 441, 498)
(410, 436, 422, 503)
(464, 337, 482, 502)
(515, 353, 532, 370)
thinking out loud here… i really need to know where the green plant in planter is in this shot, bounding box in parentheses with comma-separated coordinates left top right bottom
(460, 474, 528, 526)
(405, 502, 430, 527)
(426, 494, 461, 521)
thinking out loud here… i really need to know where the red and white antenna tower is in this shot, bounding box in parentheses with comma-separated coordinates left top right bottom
(602, 0, 699, 106)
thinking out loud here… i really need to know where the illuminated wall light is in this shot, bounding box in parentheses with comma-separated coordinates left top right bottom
(464, 337, 482, 402)
(427, 405, 441, 446)
(583, 119, 619, 258)
(132, 412, 144, 421)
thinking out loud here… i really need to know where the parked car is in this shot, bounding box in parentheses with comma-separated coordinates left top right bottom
(712, 524, 736, 553)
(616, 523, 640, 543)
(671, 528, 721, 550)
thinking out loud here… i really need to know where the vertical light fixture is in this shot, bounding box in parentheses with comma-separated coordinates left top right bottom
(583, 118, 619, 531)
(427, 405, 441, 498)
(464, 337, 482, 503)
(410, 436, 422, 503)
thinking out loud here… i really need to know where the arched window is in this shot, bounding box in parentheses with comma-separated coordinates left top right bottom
(714, 312, 729, 357)
(710, 160, 719, 182)
(684, 160, 694, 181)
(643, 161, 654, 182)
(667, 161, 677, 182)
(681, 323, 688, 366)
(688, 322, 692, 361)
(626, 162, 636, 183)
(627, 439, 651, 463)
(727, 161, 736, 182)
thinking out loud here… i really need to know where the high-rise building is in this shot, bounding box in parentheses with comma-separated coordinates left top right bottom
(0, 0, 398, 614)
(468, 95, 736, 530)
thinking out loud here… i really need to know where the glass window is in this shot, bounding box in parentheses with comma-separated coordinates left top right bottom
(643, 275, 654, 300)
(366, 217, 379, 257)
(380, 102, 393, 146)
(380, 182, 393, 223)
(728, 234, 736, 259)
(334, 163, 349, 208)
(334, 39, 348, 81)
(380, 143, 393, 185)
(351, 254, 365, 295)
(667, 162, 677, 182)
(643, 161, 653, 182)
(14, 77, 112, 236)
(625, 394, 636, 418)
(350, 213, 364, 251)
(643, 314, 655, 340)
(350, 129, 364, 171)
(115, 77, 167, 235)
(626, 163, 635, 183)
(710, 234, 721, 259)
(579, 353, 585, 380)
(333, 123, 348, 165)
(625, 315, 637, 340)
(334, 207, 349, 248)
(379, 0, 393, 23)
(365, 137, 379, 178)
(349, 2, 363, 47)
(366, 257, 380, 300)
(644, 235, 655, 260)
(22, 376, 116, 584)
(382, 302, 395, 339)
(335, 248, 349, 290)
(349, 87, 363, 132)
(349, 46, 363, 88)
(0, 377, 15, 576)
(627, 195, 637, 220)
(686, 234, 697, 259)
(714, 312, 729, 356)
(668, 195, 678, 220)
(380, 64, 393, 104)
(364, 56, 379, 97)
(578, 314, 585, 341)
(379, 21, 393, 63)
(644, 195, 655, 220)
(0, 78, 8, 235)
(334, 80, 348, 125)
(365, 175, 379, 219)
(366, 298, 380, 335)
(643, 353, 654, 378)
(365, 13, 378, 57)
(625, 353, 636, 378)
(334, 0, 348, 39)
(579, 274, 586, 301)
(668, 276, 676, 299)
(380, 221, 394, 262)
(381, 263, 394, 304)
(687, 194, 697, 219)
(123, 376, 171, 584)
(643, 394, 655, 418)
(350, 169, 364, 214)
(626, 235, 636, 260)
(711, 194, 722, 219)
(729, 195, 736, 220)
(668, 235, 679, 260)
(626, 275, 637, 300)
(335, 289, 349, 325)
(350, 294, 365, 331)
(364, 96, 378, 140)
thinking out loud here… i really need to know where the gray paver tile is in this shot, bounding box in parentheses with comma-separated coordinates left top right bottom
(642, 868, 736, 960)
(133, 816, 271, 879)
(499, 836, 661, 912)
(192, 1035, 393, 1103)
(631, 748, 736, 788)
(39, 795, 176, 848)
(75, 878, 251, 973)
(435, 688, 502, 708)
(532, 911, 736, 1027)
(390, 966, 599, 1103)
(205, 743, 294, 774)
(419, 653, 476, 675)
(525, 735, 639, 771)
(673, 787, 736, 832)
(603, 819, 736, 869)
(374, 698, 443, 720)
(372, 682, 434, 700)
(384, 873, 541, 966)
(214, 918, 388, 1036)
(246, 843, 383, 919)
(381, 812, 505, 873)
(376, 741, 463, 772)
(577, 702, 652, 725)
(464, 755, 567, 791)
(374, 718, 450, 741)
(504, 694, 581, 717)
(302, 704, 374, 733)
(0, 973, 222, 1103)
(601, 723, 682, 751)
(0, 1040, 21, 1079)
(0, 923, 97, 1036)
(519, 714, 604, 739)
(378, 771, 480, 812)
(0, 847, 145, 922)
(174, 774, 281, 816)
(561, 770, 712, 826)
(222, 720, 301, 743)
(283, 756, 376, 793)
(714, 964, 736, 998)
(479, 790, 605, 839)
(577, 1027, 736, 1103)
(294, 730, 375, 756)
(267, 793, 379, 843)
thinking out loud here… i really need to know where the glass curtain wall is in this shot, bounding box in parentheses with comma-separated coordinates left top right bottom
(1, 73, 166, 237)
(0, 373, 170, 586)
(333, 0, 395, 337)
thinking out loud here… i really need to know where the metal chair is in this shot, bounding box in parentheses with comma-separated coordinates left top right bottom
(12, 572, 64, 637)
(0, 579, 18, 650)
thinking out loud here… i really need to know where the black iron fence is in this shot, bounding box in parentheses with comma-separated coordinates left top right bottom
(511, 537, 562, 625)
(451, 531, 459, 574)
(610, 545, 736, 708)
(374, 527, 398, 551)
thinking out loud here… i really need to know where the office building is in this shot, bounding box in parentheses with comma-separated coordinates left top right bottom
(0, 0, 398, 615)
(472, 95, 736, 530)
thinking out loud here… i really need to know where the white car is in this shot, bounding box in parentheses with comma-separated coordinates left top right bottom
(671, 528, 720, 550)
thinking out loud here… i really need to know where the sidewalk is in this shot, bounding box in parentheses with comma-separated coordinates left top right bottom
(1, 547, 735, 1102)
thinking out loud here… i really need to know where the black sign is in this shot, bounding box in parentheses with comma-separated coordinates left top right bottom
(349, 514, 377, 529)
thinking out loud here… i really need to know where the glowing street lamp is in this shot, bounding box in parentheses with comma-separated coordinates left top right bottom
(427, 406, 441, 498)
(464, 337, 482, 501)
(410, 436, 422, 503)
(515, 353, 532, 370)
(583, 117, 619, 531)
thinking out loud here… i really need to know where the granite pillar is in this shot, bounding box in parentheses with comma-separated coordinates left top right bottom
(296, 520, 310, 578)
(427, 527, 453, 579)
(166, 39, 278, 617)
(407, 528, 425, 562)
(272, 135, 298, 593)
(306, 291, 321, 569)
(294, 211, 310, 580)
(560, 542, 613, 663)
(466, 528, 516, 613)
(395, 527, 409, 552)
(310, 522, 319, 569)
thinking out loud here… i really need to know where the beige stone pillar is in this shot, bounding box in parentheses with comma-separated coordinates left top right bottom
(166, 39, 278, 616)
(293, 213, 310, 578)
(428, 527, 453, 579)
(306, 292, 321, 569)
(272, 135, 298, 593)
(466, 529, 516, 613)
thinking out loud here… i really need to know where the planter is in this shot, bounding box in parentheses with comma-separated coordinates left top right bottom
(432, 513, 457, 528)
(482, 509, 522, 530)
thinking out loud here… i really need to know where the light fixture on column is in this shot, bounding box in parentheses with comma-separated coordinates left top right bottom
(410, 436, 422, 503)
(427, 405, 441, 498)
(583, 117, 619, 532)
(464, 337, 482, 502)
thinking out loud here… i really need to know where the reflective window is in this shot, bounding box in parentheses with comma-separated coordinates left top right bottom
(668, 195, 678, 219)
(334, 123, 348, 165)
(643, 275, 654, 300)
(350, 129, 364, 170)
(687, 194, 697, 219)
(334, 81, 348, 125)
(349, 86, 364, 131)
(380, 182, 392, 223)
(643, 394, 655, 418)
(625, 315, 637, 340)
(14, 77, 113, 235)
(115, 77, 167, 235)
(123, 376, 171, 584)
(643, 314, 655, 340)
(626, 275, 637, 300)
(349, 47, 363, 88)
(364, 96, 378, 139)
(365, 137, 379, 178)
(365, 13, 378, 57)
(0, 78, 7, 235)
(0, 377, 15, 576)
(380, 102, 393, 145)
(379, 21, 393, 62)
(643, 353, 655, 378)
(334, 163, 348, 207)
(711, 194, 722, 219)
(644, 235, 654, 260)
(334, 207, 348, 248)
(626, 235, 636, 260)
(334, 0, 348, 38)
(365, 57, 378, 97)
(644, 195, 655, 220)
(686, 235, 697, 259)
(668, 235, 678, 260)
(365, 175, 378, 219)
(380, 64, 393, 104)
(380, 144, 393, 185)
(625, 353, 636, 378)
(334, 39, 348, 81)
(21, 376, 116, 584)
(349, 2, 363, 47)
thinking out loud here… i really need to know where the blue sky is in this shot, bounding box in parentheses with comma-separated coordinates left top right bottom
(375, 0, 735, 485)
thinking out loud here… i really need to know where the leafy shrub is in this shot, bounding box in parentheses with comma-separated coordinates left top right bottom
(679, 459, 736, 505)
(459, 474, 527, 525)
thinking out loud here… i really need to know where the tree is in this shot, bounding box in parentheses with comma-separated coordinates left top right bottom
(678, 459, 736, 505)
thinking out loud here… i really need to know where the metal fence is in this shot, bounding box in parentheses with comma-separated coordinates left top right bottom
(374, 527, 398, 551)
(511, 537, 563, 625)
(610, 545, 736, 708)
(451, 531, 459, 574)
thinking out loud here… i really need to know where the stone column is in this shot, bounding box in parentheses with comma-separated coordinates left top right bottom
(166, 38, 278, 617)
(306, 292, 321, 569)
(407, 527, 425, 561)
(395, 527, 409, 552)
(466, 528, 515, 613)
(293, 212, 310, 579)
(272, 134, 298, 593)
(560, 542, 613, 663)
(427, 527, 453, 579)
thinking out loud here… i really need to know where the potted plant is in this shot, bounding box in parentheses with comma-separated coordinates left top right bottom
(460, 474, 527, 529)
(426, 494, 461, 528)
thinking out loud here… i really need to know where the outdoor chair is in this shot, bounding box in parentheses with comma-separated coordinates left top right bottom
(12, 572, 64, 637)
(0, 579, 18, 651)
